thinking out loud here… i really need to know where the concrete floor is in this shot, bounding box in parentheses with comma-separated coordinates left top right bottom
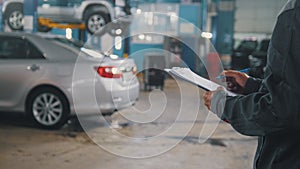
(0, 79, 257, 169)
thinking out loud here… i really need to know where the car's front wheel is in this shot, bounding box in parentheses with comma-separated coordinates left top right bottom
(5, 5, 24, 31)
(27, 88, 70, 130)
(85, 10, 109, 36)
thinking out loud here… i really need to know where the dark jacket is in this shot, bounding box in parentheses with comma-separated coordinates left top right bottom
(211, 0, 300, 168)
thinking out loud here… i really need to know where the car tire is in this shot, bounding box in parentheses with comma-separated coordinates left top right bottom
(5, 4, 24, 31)
(37, 23, 52, 33)
(26, 88, 70, 130)
(84, 10, 109, 36)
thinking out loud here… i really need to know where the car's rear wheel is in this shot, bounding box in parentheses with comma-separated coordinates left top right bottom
(6, 5, 24, 31)
(85, 10, 109, 36)
(27, 88, 70, 130)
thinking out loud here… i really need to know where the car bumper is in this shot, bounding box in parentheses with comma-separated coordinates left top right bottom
(72, 77, 140, 115)
(96, 78, 140, 113)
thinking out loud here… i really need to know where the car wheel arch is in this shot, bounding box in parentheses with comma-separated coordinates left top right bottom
(25, 84, 70, 112)
(4, 2, 24, 31)
(4, 3, 24, 18)
(25, 84, 71, 129)
(83, 5, 111, 22)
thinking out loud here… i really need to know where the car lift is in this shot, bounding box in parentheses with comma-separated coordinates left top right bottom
(38, 17, 87, 41)
(38, 18, 86, 30)
(38, 17, 129, 58)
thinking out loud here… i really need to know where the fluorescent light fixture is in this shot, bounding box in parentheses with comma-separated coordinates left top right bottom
(136, 9, 142, 14)
(138, 34, 145, 40)
(66, 28, 72, 39)
(115, 36, 122, 50)
(201, 32, 213, 39)
(116, 29, 122, 35)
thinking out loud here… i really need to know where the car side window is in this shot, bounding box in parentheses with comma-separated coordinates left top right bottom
(0, 37, 26, 59)
(0, 36, 44, 60)
(26, 41, 45, 59)
(67, 0, 82, 7)
(38, 0, 82, 7)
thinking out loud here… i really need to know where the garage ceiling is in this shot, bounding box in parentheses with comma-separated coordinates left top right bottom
(235, 0, 288, 34)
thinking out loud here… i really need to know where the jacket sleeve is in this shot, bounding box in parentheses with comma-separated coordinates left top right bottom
(211, 72, 300, 137)
(211, 3, 300, 136)
(242, 77, 262, 95)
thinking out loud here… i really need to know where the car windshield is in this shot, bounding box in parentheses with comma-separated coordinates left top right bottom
(236, 40, 258, 51)
(258, 40, 270, 52)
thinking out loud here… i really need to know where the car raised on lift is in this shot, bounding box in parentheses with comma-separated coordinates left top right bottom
(1, 0, 134, 35)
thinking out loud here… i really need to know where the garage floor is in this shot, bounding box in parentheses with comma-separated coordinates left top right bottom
(0, 79, 257, 169)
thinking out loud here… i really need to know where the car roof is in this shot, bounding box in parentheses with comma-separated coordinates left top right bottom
(0, 32, 78, 61)
(0, 32, 32, 38)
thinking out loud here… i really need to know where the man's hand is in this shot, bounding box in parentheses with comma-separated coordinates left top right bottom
(204, 70, 249, 110)
(203, 87, 224, 110)
(223, 70, 249, 94)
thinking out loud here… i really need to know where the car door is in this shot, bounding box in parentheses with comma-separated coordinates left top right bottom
(0, 36, 46, 109)
(38, 0, 80, 21)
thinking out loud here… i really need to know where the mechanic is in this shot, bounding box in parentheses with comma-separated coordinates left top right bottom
(203, 0, 300, 168)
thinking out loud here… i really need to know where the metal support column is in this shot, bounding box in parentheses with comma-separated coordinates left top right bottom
(201, 0, 208, 32)
(23, 0, 38, 33)
(214, 0, 235, 55)
(79, 30, 86, 42)
(123, 23, 130, 58)
(0, 0, 3, 32)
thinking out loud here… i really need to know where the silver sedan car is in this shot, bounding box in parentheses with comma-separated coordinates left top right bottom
(0, 33, 139, 129)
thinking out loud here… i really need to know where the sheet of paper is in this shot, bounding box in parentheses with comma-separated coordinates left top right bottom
(165, 67, 237, 96)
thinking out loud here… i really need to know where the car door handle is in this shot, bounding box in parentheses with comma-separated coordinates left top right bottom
(27, 64, 40, 72)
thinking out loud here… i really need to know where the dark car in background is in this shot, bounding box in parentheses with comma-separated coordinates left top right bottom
(231, 38, 258, 70)
(231, 38, 270, 78)
(248, 39, 270, 78)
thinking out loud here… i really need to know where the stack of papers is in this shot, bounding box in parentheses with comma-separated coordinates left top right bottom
(165, 67, 237, 97)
